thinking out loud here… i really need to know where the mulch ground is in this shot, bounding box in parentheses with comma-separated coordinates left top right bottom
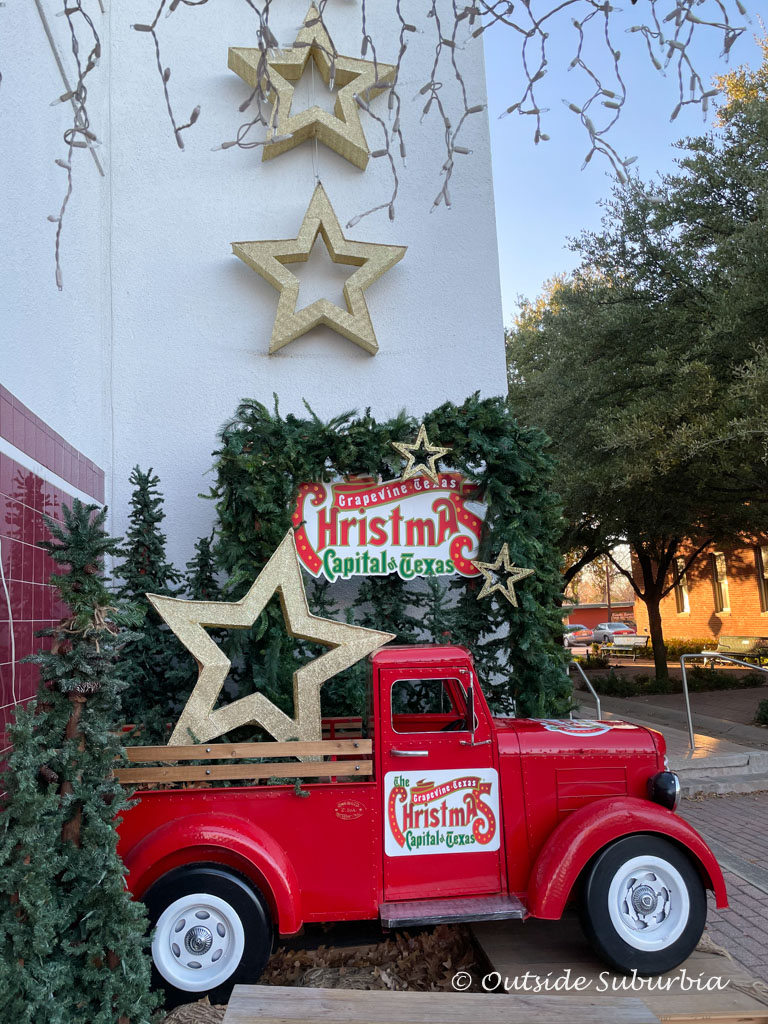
(162, 923, 481, 1022)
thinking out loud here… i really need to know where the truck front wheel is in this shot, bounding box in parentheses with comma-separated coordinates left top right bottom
(579, 835, 706, 975)
(144, 863, 272, 1008)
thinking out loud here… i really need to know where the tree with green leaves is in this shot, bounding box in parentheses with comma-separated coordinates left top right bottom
(114, 466, 183, 740)
(507, 43, 768, 678)
(0, 501, 158, 1024)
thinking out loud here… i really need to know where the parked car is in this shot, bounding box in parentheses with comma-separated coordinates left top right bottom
(593, 622, 637, 645)
(564, 625, 594, 647)
(563, 623, 588, 640)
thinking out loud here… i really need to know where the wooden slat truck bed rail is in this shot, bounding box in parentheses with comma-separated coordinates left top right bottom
(115, 738, 372, 786)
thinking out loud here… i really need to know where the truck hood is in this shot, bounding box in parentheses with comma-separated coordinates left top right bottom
(493, 716, 661, 758)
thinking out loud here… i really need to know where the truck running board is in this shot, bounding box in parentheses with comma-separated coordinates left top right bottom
(380, 892, 527, 928)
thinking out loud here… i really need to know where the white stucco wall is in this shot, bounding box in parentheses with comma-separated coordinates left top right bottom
(1, 0, 110, 471)
(4, 1, 506, 569)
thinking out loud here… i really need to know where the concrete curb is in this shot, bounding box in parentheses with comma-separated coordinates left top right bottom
(680, 773, 768, 797)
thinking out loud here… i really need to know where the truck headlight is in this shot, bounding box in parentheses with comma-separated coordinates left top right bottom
(647, 771, 680, 812)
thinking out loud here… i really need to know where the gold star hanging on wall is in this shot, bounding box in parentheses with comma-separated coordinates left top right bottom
(232, 182, 406, 355)
(228, 4, 396, 170)
(148, 531, 394, 747)
(392, 424, 453, 484)
(470, 544, 535, 608)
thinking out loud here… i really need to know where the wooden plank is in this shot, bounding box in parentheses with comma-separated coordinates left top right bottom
(223, 985, 661, 1024)
(472, 917, 768, 1018)
(662, 1015, 768, 1023)
(115, 759, 372, 785)
(124, 739, 371, 762)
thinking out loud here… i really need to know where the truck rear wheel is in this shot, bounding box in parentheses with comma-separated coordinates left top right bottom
(144, 863, 272, 1008)
(579, 835, 706, 975)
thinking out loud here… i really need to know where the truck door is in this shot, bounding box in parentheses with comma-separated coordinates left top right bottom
(379, 665, 502, 901)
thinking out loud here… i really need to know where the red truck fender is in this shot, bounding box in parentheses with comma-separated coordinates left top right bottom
(122, 813, 303, 934)
(527, 796, 728, 919)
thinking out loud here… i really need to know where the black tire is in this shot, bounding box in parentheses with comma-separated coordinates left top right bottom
(143, 863, 273, 1008)
(579, 835, 706, 975)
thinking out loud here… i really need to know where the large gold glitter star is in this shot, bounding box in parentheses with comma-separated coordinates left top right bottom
(470, 544, 535, 608)
(391, 424, 453, 484)
(148, 531, 394, 746)
(232, 182, 406, 355)
(228, 4, 396, 170)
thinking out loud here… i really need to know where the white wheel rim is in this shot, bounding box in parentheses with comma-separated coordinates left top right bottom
(152, 892, 246, 992)
(607, 855, 690, 951)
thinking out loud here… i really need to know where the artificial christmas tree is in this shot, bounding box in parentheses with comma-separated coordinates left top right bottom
(0, 501, 159, 1024)
(185, 532, 221, 601)
(114, 466, 183, 740)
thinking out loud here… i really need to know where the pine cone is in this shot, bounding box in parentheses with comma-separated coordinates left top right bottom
(38, 765, 59, 785)
(72, 680, 102, 696)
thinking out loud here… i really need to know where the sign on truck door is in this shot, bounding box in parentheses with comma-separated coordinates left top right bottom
(379, 665, 502, 901)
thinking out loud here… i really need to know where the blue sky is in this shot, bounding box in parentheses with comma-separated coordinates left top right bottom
(482, 6, 764, 325)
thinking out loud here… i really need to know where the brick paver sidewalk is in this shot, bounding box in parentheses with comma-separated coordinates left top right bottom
(681, 793, 768, 983)
(630, 685, 768, 727)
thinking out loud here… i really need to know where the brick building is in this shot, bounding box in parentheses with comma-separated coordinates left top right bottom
(562, 602, 635, 630)
(633, 538, 768, 642)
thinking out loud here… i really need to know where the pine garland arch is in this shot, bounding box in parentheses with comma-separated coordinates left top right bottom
(208, 392, 571, 719)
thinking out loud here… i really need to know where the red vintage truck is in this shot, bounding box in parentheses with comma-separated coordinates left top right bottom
(117, 644, 727, 1006)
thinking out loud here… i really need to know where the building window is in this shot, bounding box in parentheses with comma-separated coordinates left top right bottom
(756, 545, 768, 613)
(711, 552, 730, 614)
(674, 558, 690, 614)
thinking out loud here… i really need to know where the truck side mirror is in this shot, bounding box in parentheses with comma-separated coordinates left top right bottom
(466, 681, 475, 741)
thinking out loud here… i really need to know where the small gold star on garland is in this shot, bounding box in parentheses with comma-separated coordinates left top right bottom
(228, 4, 396, 170)
(148, 531, 394, 747)
(471, 543, 535, 607)
(391, 424, 452, 484)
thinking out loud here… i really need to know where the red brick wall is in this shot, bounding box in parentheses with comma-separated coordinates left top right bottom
(0, 385, 104, 775)
(633, 539, 768, 641)
(563, 604, 635, 629)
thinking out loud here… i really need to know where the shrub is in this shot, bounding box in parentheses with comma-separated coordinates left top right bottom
(663, 638, 715, 660)
(755, 700, 768, 726)
(584, 666, 764, 699)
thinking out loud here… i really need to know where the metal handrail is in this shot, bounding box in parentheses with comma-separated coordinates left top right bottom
(680, 652, 768, 751)
(568, 659, 602, 721)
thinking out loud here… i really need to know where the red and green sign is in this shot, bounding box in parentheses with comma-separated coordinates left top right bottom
(292, 473, 485, 581)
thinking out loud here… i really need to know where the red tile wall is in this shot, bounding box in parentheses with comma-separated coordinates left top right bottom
(0, 384, 104, 504)
(0, 387, 105, 786)
(0, 455, 71, 759)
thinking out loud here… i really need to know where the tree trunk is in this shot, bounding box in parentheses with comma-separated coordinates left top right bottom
(605, 560, 612, 620)
(633, 549, 669, 680)
(60, 693, 87, 848)
(645, 596, 669, 679)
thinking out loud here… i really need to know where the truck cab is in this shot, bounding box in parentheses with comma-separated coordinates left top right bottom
(118, 644, 727, 1008)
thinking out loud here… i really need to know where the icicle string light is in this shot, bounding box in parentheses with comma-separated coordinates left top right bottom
(136, 1, 746, 218)
(51, 0, 102, 290)
(42, 1, 747, 285)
